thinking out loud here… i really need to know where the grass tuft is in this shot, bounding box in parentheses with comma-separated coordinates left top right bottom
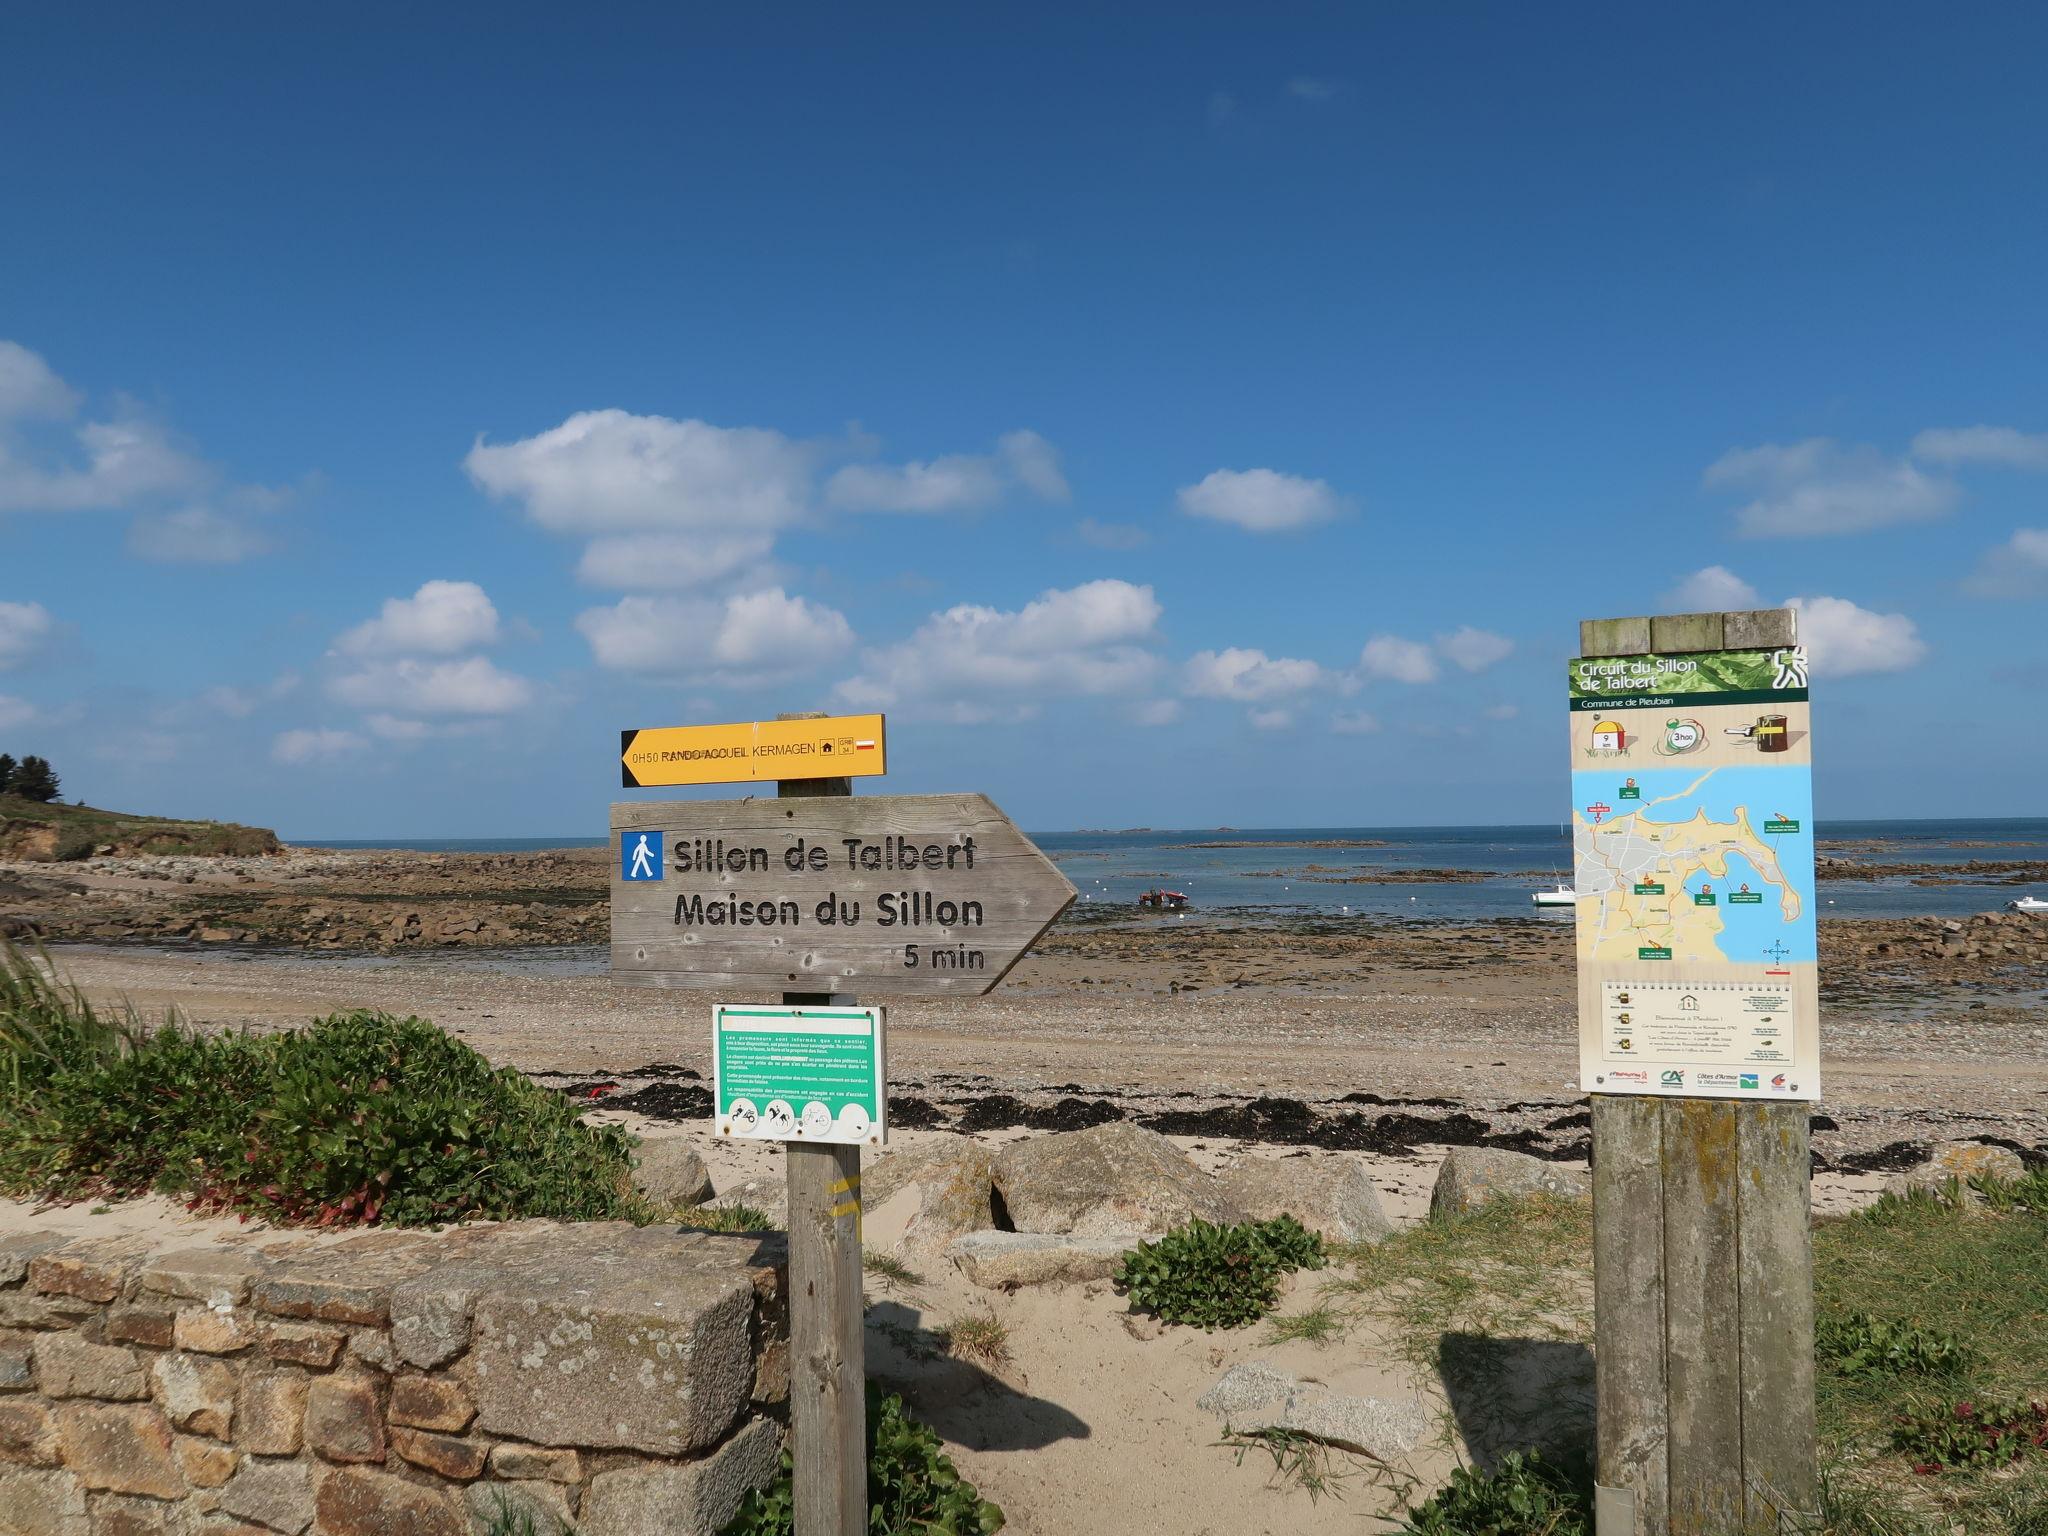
(863, 1250, 925, 1287)
(673, 1201, 775, 1234)
(1266, 1302, 1345, 1346)
(1220, 1426, 1350, 1504)
(935, 1313, 1010, 1370)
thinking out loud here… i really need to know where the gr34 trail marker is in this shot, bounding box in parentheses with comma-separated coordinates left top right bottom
(620, 713, 886, 788)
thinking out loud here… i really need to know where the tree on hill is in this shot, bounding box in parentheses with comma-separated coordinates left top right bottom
(8, 756, 60, 803)
(0, 755, 14, 793)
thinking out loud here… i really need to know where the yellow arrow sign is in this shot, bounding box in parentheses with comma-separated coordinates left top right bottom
(621, 714, 886, 788)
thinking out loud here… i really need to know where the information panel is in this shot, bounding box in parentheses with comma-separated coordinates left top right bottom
(1568, 645, 1821, 1101)
(713, 1004, 887, 1146)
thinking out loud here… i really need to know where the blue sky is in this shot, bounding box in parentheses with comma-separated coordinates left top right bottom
(3, 3, 2044, 837)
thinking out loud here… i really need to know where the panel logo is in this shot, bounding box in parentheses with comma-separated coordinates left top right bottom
(621, 831, 664, 882)
(1771, 1074, 1788, 1090)
(1609, 1069, 1650, 1085)
(1740, 1074, 1760, 1091)
(1659, 1069, 1685, 1088)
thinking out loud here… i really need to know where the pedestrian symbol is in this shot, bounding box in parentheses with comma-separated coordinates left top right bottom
(622, 831, 663, 881)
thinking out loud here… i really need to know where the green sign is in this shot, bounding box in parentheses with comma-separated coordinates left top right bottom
(1694, 892, 1718, 906)
(1619, 785, 1641, 800)
(713, 1004, 887, 1146)
(1633, 882, 1665, 895)
(1729, 892, 1764, 905)
(1763, 818, 1801, 834)
(1638, 946, 1673, 960)
(1568, 647, 1809, 711)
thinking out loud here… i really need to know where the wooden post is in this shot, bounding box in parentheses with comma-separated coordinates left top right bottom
(1579, 612, 1818, 1535)
(780, 746, 865, 1536)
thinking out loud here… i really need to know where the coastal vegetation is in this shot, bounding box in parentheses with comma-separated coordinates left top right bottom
(1114, 1213, 1328, 1329)
(1314, 1185, 2048, 1534)
(0, 787, 280, 860)
(0, 939, 638, 1224)
(723, 1386, 1005, 1536)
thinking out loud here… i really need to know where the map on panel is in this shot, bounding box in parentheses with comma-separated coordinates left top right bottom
(1572, 765, 1815, 967)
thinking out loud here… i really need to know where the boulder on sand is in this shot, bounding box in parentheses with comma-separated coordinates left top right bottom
(1217, 1154, 1393, 1246)
(993, 1123, 1247, 1237)
(632, 1137, 715, 1208)
(1429, 1147, 1589, 1219)
(1885, 1141, 2027, 1200)
(860, 1144, 998, 1272)
(1197, 1360, 1429, 1459)
(946, 1232, 1137, 1289)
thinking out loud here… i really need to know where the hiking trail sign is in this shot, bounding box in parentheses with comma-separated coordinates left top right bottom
(609, 793, 1076, 996)
(620, 713, 886, 788)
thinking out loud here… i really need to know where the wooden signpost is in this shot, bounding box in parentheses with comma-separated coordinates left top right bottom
(1573, 611, 1819, 1535)
(609, 792, 1077, 997)
(610, 715, 1074, 1536)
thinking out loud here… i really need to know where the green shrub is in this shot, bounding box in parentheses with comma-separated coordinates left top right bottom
(1892, 1399, 2048, 1474)
(722, 1387, 1003, 1535)
(1398, 1450, 1591, 1536)
(1817, 1312, 1977, 1380)
(1114, 1214, 1327, 1330)
(0, 941, 639, 1226)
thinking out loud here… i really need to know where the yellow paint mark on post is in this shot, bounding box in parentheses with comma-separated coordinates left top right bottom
(620, 714, 886, 788)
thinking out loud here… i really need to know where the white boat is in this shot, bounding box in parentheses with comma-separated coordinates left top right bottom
(1532, 884, 1577, 908)
(2010, 896, 2048, 914)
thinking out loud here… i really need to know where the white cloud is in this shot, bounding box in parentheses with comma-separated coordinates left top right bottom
(576, 588, 854, 681)
(1248, 708, 1294, 730)
(330, 656, 534, 716)
(465, 410, 814, 537)
(1182, 647, 1324, 701)
(836, 579, 1161, 719)
(1435, 626, 1514, 673)
(1076, 518, 1148, 551)
(998, 430, 1071, 502)
(1706, 439, 1958, 537)
(576, 532, 776, 590)
(0, 341, 80, 419)
(825, 454, 1003, 514)
(1358, 635, 1438, 685)
(1786, 596, 1926, 677)
(271, 728, 369, 766)
(336, 580, 502, 658)
(126, 505, 277, 564)
(1133, 699, 1181, 727)
(1911, 425, 2048, 470)
(1663, 565, 1761, 611)
(0, 601, 55, 669)
(1331, 710, 1380, 734)
(1483, 703, 1520, 721)
(1964, 528, 2048, 597)
(825, 429, 1070, 514)
(1177, 468, 1344, 533)
(0, 694, 34, 730)
(0, 412, 207, 513)
(0, 341, 294, 566)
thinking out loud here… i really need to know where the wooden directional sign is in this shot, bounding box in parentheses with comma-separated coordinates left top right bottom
(610, 793, 1076, 996)
(620, 713, 886, 788)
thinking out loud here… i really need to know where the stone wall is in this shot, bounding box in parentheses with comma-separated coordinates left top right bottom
(0, 1220, 787, 1536)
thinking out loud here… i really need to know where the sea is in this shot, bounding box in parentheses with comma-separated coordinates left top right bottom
(291, 818, 2048, 923)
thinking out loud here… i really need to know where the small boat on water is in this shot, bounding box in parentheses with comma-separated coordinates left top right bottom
(2010, 896, 2048, 914)
(1532, 884, 1577, 908)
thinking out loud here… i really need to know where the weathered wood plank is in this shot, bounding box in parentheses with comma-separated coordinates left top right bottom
(788, 1134, 864, 1536)
(1661, 1098, 1744, 1535)
(610, 793, 1076, 996)
(1738, 1102, 1817, 1526)
(1593, 1095, 1669, 1535)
